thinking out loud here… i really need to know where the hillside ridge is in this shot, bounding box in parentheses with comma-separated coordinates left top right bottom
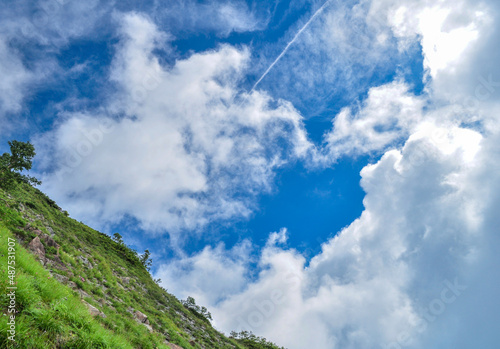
(0, 181, 284, 349)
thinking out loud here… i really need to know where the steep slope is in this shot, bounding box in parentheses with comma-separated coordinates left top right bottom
(0, 182, 283, 349)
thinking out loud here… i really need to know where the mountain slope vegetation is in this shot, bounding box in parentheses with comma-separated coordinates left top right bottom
(0, 150, 284, 349)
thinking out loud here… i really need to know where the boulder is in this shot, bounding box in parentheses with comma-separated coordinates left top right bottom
(77, 289, 90, 299)
(77, 255, 93, 269)
(45, 226, 55, 236)
(28, 236, 46, 263)
(83, 301, 106, 318)
(40, 233, 59, 249)
(122, 277, 130, 285)
(143, 323, 153, 332)
(45, 255, 68, 271)
(52, 273, 69, 284)
(134, 310, 149, 324)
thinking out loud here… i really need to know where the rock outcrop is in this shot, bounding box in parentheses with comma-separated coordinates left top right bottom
(28, 236, 46, 264)
(134, 310, 153, 332)
(83, 301, 106, 318)
(166, 343, 184, 349)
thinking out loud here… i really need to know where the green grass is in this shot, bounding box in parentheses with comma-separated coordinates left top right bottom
(0, 225, 134, 348)
(0, 181, 286, 349)
(0, 182, 258, 348)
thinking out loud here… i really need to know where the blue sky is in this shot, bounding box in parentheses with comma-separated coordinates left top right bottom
(2, 0, 500, 348)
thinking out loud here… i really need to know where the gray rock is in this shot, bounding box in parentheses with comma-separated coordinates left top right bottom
(134, 310, 149, 324)
(40, 233, 59, 249)
(52, 273, 69, 284)
(68, 281, 77, 289)
(45, 226, 55, 236)
(83, 301, 106, 318)
(77, 255, 93, 269)
(77, 289, 90, 299)
(122, 277, 130, 284)
(28, 236, 46, 262)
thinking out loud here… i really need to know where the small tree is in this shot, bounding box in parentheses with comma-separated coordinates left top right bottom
(229, 330, 286, 349)
(112, 233, 124, 245)
(140, 249, 153, 271)
(182, 296, 212, 322)
(0, 140, 41, 189)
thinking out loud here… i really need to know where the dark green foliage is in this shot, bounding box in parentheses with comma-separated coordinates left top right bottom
(140, 249, 153, 271)
(0, 149, 286, 349)
(112, 232, 124, 245)
(0, 140, 41, 189)
(230, 331, 287, 349)
(182, 296, 213, 322)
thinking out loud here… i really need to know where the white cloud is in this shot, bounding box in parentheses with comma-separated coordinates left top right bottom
(267, 227, 288, 246)
(156, 240, 252, 306)
(152, 0, 264, 37)
(370, 0, 500, 104)
(15, 2, 500, 348)
(152, 2, 500, 347)
(36, 12, 312, 235)
(0, 0, 114, 136)
(251, 0, 406, 114)
(321, 80, 425, 162)
(0, 37, 32, 116)
(162, 121, 498, 349)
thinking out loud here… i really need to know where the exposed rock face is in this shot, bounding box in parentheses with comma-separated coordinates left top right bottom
(28, 236, 46, 264)
(134, 310, 153, 331)
(122, 277, 130, 284)
(52, 273, 69, 284)
(143, 323, 153, 332)
(77, 255, 93, 269)
(134, 310, 149, 324)
(166, 343, 184, 349)
(45, 226, 55, 236)
(77, 289, 91, 299)
(83, 301, 106, 318)
(40, 233, 59, 249)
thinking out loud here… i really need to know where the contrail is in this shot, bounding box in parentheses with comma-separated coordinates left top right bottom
(252, 0, 332, 91)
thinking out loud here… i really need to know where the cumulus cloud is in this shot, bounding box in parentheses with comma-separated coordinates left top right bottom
(159, 121, 497, 349)
(36, 12, 312, 234)
(370, 0, 500, 104)
(156, 240, 253, 306)
(153, 2, 500, 348)
(321, 80, 425, 162)
(10, 1, 499, 347)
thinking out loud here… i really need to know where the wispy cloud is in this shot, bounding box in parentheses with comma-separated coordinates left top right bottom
(252, 0, 332, 90)
(36, 13, 312, 237)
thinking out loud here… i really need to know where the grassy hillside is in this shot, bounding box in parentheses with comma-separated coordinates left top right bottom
(0, 181, 284, 349)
